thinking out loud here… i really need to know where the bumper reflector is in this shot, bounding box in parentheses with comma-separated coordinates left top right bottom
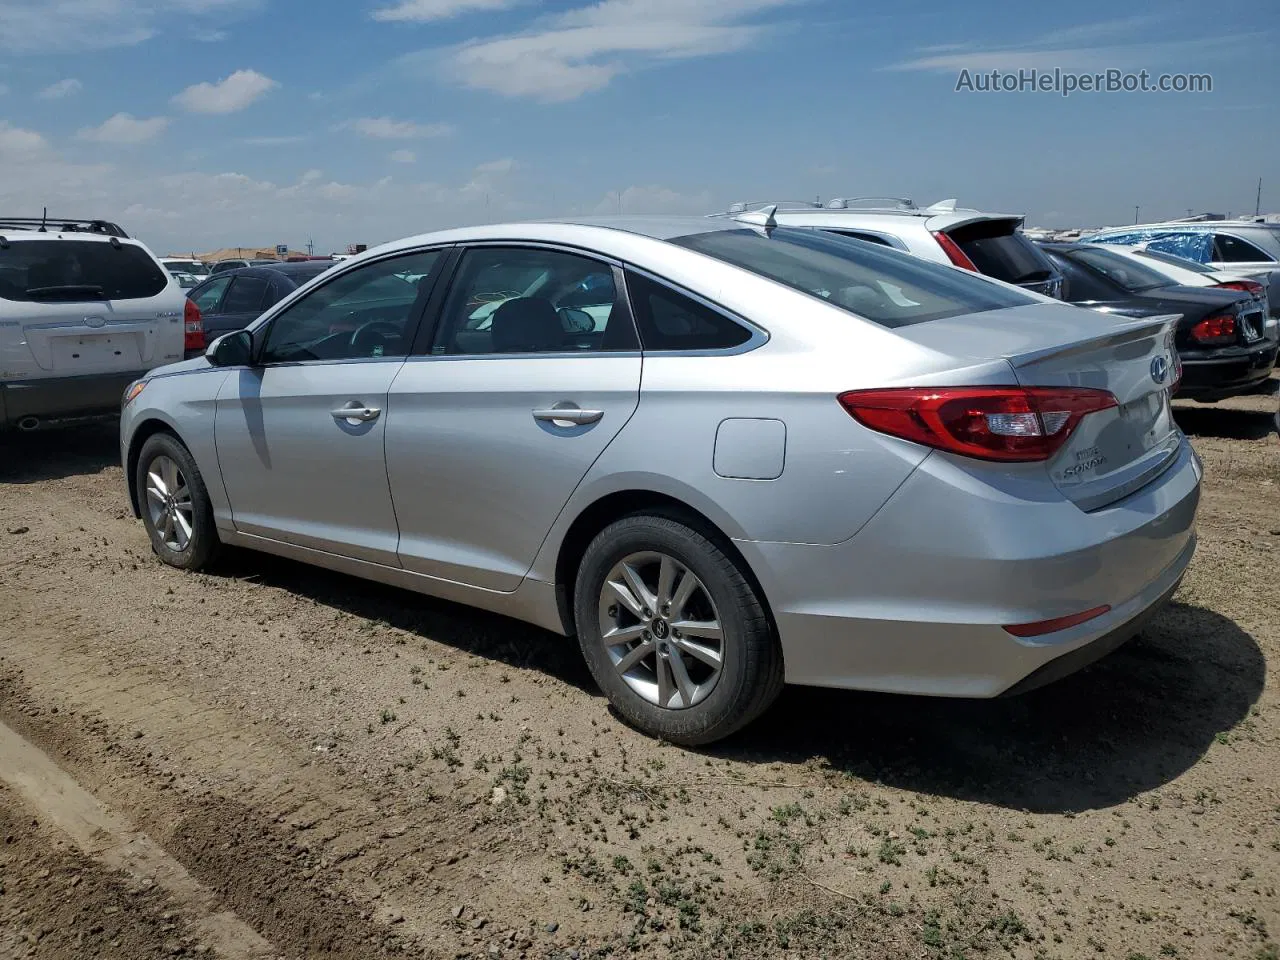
(1003, 604, 1111, 638)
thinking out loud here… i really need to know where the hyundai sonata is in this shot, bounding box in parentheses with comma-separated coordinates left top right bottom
(121, 210, 1201, 744)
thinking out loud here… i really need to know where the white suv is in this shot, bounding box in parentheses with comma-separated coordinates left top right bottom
(714, 198, 1065, 299)
(0, 217, 187, 431)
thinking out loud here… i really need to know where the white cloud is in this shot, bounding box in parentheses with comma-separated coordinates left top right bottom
(474, 157, 515, 175)
(0, 0, 257, 54)
(435, 0, 797, 101)
(591, 184, 712, 216)
(192, 28, 227, 41)
(342, 116, 454, 139)
(0, 121, 49, 157)
(38, 78, 82, 99)
(172, 69, 276, 113)
(389, 149, 416, 163)
(372, 0, 518, 22)
(77, 112, 170, 144)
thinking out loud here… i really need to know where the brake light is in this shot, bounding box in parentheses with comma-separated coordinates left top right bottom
(1188, 313, 1236, 346)
(838, 386, 1118, 462)
(184, 298, 205, 352)
(1004, 604, 1111, 638)
(931, 231, 979, 271)
(1214, 280, 1264, 297)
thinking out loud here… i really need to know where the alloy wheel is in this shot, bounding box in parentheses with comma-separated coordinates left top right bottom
(597, 551, 725, 709)
(144, 455, 194, 552)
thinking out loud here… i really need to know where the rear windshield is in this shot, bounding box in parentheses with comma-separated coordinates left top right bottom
(945, 220, 1056, 284)
(1068, 247, 1173, 292)
(670, 227, 1033, 328)
(0, 240, 168, 302)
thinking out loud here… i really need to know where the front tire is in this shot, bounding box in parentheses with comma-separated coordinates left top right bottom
(136, 432, 220, 571)
(574, 514, 783, 745)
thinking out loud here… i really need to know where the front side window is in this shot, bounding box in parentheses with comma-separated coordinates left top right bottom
(0, 240, 167, 303)
(221, 275, 270, 314)
(432, 247, 634, 355)
(1142, 232, 1213, 263)
(190, 276, 231, 312)
(260, 249, 440, 364)
(1214, 233, 1276, 263)
(672, 227, 1032, 328)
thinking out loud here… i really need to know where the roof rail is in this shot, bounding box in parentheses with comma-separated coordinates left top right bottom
(0, 216, 129, 238)
(825, 197, 917, 210)
(710, 200, 821, 218)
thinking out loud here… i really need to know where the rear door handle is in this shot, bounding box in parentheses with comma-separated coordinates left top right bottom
(532, 404, 604, 426)
(331, 403, 382, 423)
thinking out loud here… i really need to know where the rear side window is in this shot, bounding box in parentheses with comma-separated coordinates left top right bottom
(1214, 234, 1275, 263)
(945, 221, 1055, 285)
(672, 227, 1032, 328)
(0, 240, 167, 302)
(626, 272, 751, 351)
(1142, 233, 1212, 263)
(222, 276, 270, 313)
(1046, 253, 1119, 302)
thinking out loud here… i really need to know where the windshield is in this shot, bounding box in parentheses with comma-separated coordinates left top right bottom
(0, 240, 168, 302)
(165, 260, 209, 276)
(670, 227, 1033, 327)
(1134, 248, 1216, 275)
(1069, 247, 1174, 292)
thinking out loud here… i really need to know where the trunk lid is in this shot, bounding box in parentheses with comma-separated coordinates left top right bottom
(898, 302, 1182, 511)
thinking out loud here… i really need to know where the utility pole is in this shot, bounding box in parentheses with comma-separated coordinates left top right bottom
(1133, 205, 1140, 225)
(1186, 208, 1193, 218)
(1256, 177, 1263, 217)
(307, 235, 314, 256)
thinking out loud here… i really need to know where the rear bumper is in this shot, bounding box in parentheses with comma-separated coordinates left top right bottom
(1178, 343, 1278, 399)
(0, 371, 143, 428)
(737, 437, 1201, 698)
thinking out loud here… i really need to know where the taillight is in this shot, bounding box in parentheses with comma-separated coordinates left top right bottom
(1188, 313, 1236, 346)
(931, 231, 978, 271)
(184, 298, 205, 352)
(837, 386, 1118, 462)
(1214, 280, 1264, 297)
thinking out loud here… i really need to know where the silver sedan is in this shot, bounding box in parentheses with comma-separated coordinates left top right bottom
(120, 212, 1201, 744)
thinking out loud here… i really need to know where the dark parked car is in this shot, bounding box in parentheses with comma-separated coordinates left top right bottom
(185, 261, 335, 358)
(1040, 243, 1278, 401)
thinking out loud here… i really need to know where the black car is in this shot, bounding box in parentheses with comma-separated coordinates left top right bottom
(1040, 243, 1278, 401)
(185, 261, 335, 358)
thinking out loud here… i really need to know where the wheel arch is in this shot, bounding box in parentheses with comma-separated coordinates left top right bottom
(125, 416, 185, 517)
(551, 489, 778, 642)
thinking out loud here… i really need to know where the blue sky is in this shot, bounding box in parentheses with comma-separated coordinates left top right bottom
(0, 0, 1275, 254)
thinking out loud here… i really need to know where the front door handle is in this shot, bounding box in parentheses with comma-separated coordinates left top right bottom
(331, 402, 382, 423)
(532, 403, 604, 427)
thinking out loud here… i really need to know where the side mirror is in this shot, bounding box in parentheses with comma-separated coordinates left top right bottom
(206, 329, 254, 367)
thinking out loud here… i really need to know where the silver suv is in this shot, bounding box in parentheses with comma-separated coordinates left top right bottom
(1082, 220, 1280, 276)
(713, 198, 1065, 298)
(0, 216, 186, 431)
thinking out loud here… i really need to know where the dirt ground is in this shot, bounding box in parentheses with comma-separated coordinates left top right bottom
(0, 380, 1276, 960)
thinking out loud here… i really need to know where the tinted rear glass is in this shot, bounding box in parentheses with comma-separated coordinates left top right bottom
(1067, 248, 1172, 292)
(0, 240, 168, 302)
(670, 228, 1032, 328)
(946, 221, 1056, 284)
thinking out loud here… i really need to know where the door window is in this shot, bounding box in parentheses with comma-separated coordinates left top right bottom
(432, 247, 635, 355)
(1214, 233, 1276, 263)
(221, 275, 270, 314)
(1142, 232, 1213, 263)
(189, 276, 231, 312)
(260, 249, 440, 363)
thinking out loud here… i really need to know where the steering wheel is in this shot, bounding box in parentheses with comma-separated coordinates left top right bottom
(349, 320, 401, 355)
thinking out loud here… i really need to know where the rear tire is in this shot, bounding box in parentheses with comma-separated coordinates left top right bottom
(136, 432, 220, 571)
(574, 514, 783, 745)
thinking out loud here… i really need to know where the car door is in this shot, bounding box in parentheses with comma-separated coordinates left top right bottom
(213, 248, 445, 565)
(386, 244, 642, 591)
(203, 271, 273, 340)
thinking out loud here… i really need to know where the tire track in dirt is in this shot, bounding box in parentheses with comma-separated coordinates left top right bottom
(0, 610, 466, 959)
(0, 717, 276, 959)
